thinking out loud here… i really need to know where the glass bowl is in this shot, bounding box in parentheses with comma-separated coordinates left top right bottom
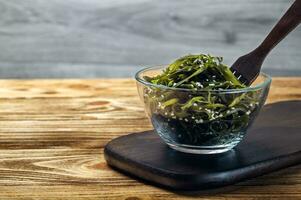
(135, 66, 272, 154)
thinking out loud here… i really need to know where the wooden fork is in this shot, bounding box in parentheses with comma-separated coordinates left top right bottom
(231, 0, 301, 85)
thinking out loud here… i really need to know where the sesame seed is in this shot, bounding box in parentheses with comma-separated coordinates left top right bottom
(205, 109, 211, 112)
(195, 119, 204, 124)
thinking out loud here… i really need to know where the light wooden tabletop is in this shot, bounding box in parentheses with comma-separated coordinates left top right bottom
(0, 78, 300, 199)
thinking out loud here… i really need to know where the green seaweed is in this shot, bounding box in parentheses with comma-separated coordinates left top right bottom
(144, 54, 260, 146)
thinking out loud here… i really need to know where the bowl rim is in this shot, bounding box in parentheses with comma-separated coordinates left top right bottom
(135, 65, 272, 93)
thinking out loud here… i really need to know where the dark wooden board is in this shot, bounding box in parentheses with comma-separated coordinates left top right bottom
(104, 101, 301, 190)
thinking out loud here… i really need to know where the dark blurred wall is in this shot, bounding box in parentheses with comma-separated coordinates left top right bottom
(0, 0, 299, 78)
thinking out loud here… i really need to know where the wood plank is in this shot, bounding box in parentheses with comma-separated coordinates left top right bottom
(0, 0, 299, 78)
(0, 78, 299, 199)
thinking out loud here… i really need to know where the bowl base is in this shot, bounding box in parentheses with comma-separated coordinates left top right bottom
(167, 143, 234, 154)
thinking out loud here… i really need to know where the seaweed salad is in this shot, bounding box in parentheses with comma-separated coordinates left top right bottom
(143, 54, 261, 146)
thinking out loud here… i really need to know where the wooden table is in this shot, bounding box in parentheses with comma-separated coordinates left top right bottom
(0, 78, 300, 199)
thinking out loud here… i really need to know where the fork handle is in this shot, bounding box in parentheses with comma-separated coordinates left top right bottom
(255, 0, 301, 56)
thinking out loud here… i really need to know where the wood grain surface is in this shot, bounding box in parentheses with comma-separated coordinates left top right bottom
(0, 0, 300, 78)
(0, 78, 299, 199)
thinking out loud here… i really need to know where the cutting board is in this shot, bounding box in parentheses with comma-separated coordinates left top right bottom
(104, 101, 301, 190)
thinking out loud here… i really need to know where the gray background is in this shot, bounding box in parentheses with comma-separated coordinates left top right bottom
(0, 0, 300, 78)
